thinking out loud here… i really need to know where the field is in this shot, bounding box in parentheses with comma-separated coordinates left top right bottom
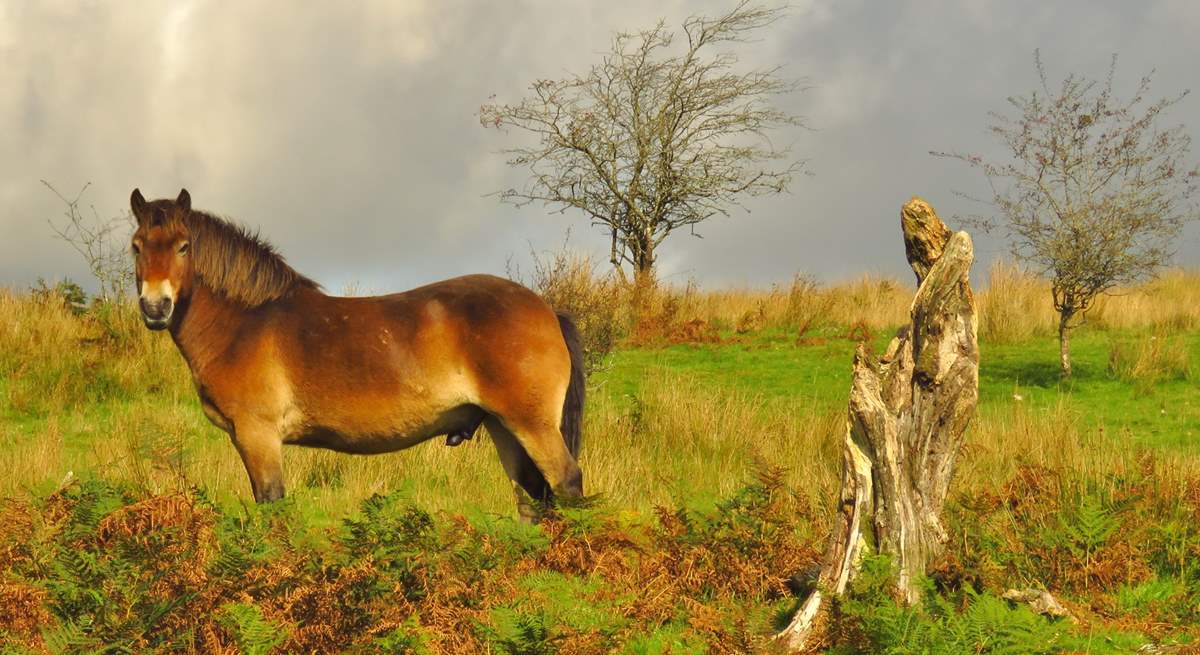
(2, 266, 1200, 653)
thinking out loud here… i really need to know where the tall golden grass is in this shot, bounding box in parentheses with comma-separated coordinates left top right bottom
(1090, 269, 1200, 330)
(685, 263, 1200, 341)
(679, 273, 912, 334)
(521, 252, 1200, 350)
(976, 260, 1057, 342)
(2, 287, 841, 515)
(975, 262, 1200, 342)
(518, 250, 914, 348)
(3, 266, 1199, 517)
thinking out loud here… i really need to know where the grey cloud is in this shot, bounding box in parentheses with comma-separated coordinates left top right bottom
(1, 0, 1197, 294)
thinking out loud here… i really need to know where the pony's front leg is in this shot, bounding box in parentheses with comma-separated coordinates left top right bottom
(230, 422, 285, 502)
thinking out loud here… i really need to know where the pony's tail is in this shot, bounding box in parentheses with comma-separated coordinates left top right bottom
(556, 312, 585, 459)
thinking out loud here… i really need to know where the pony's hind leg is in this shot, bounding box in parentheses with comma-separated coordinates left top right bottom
(484, 417, 552, 523)
(230, 421, 285, 502)
(484, 414, 582, 504)
(485, 416, 549, 493)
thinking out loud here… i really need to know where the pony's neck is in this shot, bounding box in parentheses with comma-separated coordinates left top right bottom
(169, 283, 245, 375)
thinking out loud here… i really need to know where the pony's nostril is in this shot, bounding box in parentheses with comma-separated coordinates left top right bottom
(140, 297, 172, 319)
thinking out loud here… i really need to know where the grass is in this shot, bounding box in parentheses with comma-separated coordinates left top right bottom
(599, 325, 1200, 451)
(3, 279, 1199, 513)
(2, 268, 1200, 652)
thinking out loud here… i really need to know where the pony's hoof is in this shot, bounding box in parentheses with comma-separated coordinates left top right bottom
(446, 432, 467, 446)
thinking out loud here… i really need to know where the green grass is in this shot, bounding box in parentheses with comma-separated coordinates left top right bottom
(4, 320, 1198, 524)
(596, 326, 1200, 453)
(4, 298, 1200, 652)
(596, 328, 877, 407)
(981, 329, 1200, 449)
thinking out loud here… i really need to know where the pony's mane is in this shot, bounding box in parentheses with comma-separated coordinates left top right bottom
(183, 210, 318, 307)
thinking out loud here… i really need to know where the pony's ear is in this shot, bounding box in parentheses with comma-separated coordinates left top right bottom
(131, 188, 146, 222)
(176, 188, 191, 213)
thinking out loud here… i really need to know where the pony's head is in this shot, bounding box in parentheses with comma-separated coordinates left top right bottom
(130, 188, 194, 330)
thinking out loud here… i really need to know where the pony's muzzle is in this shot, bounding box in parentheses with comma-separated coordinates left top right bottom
(139, 296, 174, 330)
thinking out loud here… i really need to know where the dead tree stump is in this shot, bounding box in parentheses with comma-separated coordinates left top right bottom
(776, 197, 979, 651)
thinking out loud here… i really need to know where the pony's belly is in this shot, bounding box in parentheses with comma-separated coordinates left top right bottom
(283, 403, 486, 455)
(285, 427, 432, 454)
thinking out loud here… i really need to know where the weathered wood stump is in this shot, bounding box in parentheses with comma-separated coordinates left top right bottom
(776, 197, 979, 651)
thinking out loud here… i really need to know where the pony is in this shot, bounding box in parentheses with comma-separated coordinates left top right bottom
(128, 188, 584, 517)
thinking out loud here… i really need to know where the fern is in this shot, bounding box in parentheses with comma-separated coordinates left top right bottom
(211, 499, 304, 579)
(350, 615, 432, 654)
(482, 607, 557, 655)
(342, 493, 437, 556)
(1063, 494, 1118, 590)
(949, 592, 1063, 655)
(463, 508, 550, 558)
(41, 617, 104, 655)
(481, 571, 628, 654)
(1065, 495, 1117, 554)
(0, 645, 50, 655)
(835, 557, 1073, 655)
(218, 603, 288, 655)
(1116, 577, 1181, 615)
(340, 493, 438, 601)
(620, 622, 706, 655)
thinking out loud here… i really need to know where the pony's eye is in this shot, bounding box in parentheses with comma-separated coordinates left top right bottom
(178, 242, 190, 256)
(132, 243, 141, 256)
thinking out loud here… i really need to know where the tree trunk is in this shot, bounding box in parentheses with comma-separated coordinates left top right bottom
(633, 238, 656, 281)
(776, 197, 979, 651)
(1058, 311, 1072, 377)
(629, 240, 657, 317)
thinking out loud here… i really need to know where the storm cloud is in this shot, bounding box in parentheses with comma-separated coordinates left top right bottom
(2, 0, 1197, 293)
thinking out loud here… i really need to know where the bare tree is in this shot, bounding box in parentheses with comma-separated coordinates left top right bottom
(480, 2, 805, 282)
(934, 53, 1198, 376)
(43, 181, 136, 302)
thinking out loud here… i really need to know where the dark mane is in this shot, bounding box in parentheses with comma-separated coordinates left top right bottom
(183, 210, 318, 307)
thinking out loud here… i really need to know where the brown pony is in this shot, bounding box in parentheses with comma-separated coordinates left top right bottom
(129, 188, 584, 516)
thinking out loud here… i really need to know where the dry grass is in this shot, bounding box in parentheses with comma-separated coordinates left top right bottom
(521, 252, 1200, 351)
(1107, 330, 1195, 393)
(960, 399, 1160, 493)
(977, 260, 1057, 342)
(689, 264, 1200, 345)
(4, 266, 1200, 517)
(1091, 269, 1200, 330)
(508, 244, 1200, 353)
(654, 273, 912, 336)
(976, 262, 1200, 342)
(511, 247, 917, 349)
(5, 282, 1200, 651)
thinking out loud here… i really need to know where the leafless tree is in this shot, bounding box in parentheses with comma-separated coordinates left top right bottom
(43, 181, 136, 302)
(934, 53, 1198, 376)
(480, 2, 805, 282)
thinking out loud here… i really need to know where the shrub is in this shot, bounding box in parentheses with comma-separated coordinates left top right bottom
(781, 273, 833, 337)
(30, 277, 89, 315)
(513, 247, 622, 374)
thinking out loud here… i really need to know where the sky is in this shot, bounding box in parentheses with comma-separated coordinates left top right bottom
(2, 0, 1198, 295)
